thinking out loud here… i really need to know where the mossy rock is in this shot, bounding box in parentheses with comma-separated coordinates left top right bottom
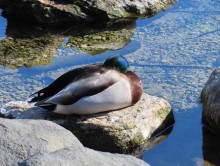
(0, 36, 63, 69)
(65, 21, 135, 55)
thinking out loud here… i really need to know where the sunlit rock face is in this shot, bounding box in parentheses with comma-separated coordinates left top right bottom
(0, 93, 174, 154)
(0, 0, 175, 25)
(201, 68, 220, 135)
(0, 118, 149, 166)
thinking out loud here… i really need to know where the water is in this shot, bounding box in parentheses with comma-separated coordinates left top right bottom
(0, 9, 6, 38)
(0, 0, 220, 165)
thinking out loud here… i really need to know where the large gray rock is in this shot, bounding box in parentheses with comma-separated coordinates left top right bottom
(201, 68, 220, 135)
(1, 93, 174, 153)
(21, 146, 149, 166)
(0, 118, 149, 166)
(1, 0, 175, 25)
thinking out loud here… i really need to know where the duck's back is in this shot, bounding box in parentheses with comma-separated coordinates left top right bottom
(54, 74, 132, 114)
(30, 64, 102, 103)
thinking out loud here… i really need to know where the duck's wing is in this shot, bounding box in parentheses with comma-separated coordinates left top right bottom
(36, 69, 122, 106)
(30, 64, 102, 102)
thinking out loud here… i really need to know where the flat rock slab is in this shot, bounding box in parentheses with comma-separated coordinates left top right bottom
(201, 68, 220, 135)
(0, 118, 149, 166)
(1, 93, 174, 153)
(1, 0, 175, 25)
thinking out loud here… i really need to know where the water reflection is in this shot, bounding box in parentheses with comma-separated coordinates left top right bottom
(0, 24, 64, 68)
(0, 20, 135, 68)
(133, 111, 175, 158)
(0, 0, 219, 164)
(0, 9, 6, 38)
(66, 21, 135, 55)
(203, 127, 220, 166)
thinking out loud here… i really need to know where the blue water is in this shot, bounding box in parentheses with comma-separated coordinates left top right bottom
(0, 0, 220, 165)
(0, 9, 6, 38)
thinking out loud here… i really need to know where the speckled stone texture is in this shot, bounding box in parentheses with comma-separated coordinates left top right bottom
(0, 118, 149, 166)
(0, 93, 174, 153)
(201, 68, 220, 135)
(1, 0, 175, 25)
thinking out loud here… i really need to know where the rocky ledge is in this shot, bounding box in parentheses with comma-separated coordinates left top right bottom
(0, 0, 175, 25)
(0, 118, 149, 166)
(201, 68, 220, 135)
(1, 93, 174, 154)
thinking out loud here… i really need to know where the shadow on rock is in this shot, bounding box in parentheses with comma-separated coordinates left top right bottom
(203, 127, 220, 166)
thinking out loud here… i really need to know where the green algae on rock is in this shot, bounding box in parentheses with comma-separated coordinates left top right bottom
(0, 36, 63, 69)
(65, 21, 135, 55)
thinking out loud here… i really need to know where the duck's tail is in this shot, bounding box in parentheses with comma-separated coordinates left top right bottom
(34, 97, 57, 111)
(36, 103, 57, 112)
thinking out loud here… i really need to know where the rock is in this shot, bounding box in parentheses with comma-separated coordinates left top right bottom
(0, 0, 7, 8)
(0, 118, 149, 166)
(201, 68, 220, 135)
(1, 0, 176, 26)
(1, 93, 174, 153)
(202, 127, 220, 166)
(21, 147, 149, 166)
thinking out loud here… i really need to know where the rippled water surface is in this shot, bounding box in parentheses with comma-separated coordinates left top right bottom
(0, 0, 220, 165)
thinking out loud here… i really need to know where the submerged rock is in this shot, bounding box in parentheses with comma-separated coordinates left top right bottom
(201, 68, 220, 135)
(0, 93, 174, 154)
(1, 0, 175, 25)
(0, 118, 149, 166)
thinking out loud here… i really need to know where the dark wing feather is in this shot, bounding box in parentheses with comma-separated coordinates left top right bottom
(36, 69, 121, 106)
(30, 64, 102, 103)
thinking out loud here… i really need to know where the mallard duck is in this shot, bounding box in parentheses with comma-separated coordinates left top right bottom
(30, 56, 143, 115)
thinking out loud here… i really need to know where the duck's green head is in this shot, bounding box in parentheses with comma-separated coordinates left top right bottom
(104, 56, 129, 73)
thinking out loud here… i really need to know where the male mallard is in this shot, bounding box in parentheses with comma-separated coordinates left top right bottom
(30, 56, 143, 115)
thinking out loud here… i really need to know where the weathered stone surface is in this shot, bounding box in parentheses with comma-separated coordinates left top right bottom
(0, 118, 81, 165)
(1, 0, 175, 25)
(0, 118, 149, 166)
(21, 146, 149, 166)
(201, 68, 220, 135)
(1, 93, 174, 153)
